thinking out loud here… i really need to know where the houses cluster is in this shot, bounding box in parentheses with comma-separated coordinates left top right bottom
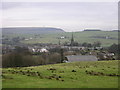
(25, 37, 33, 41)
(2, 42, 116, 63)
(28, 46, 49, 53)
(2, 32, 116, 63)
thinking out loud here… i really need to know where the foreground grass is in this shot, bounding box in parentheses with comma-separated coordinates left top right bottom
(2, 60, 119, 88)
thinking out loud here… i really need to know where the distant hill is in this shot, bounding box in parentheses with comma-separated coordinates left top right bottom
(2, 27, 65, 34)
(2, 28, 118, 47)
(84, 29, 102, 31)
(112, 30, 120, 32)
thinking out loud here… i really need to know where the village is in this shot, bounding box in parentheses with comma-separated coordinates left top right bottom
(1, 1, 119, 88)
(2, 32, 117, 67)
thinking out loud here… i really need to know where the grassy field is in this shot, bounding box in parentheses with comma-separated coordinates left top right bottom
(21, 31, 118, 47)
(2, 60, 119, 88)
(3, 31, 118, 47)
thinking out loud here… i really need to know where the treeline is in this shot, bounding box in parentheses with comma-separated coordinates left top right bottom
(81, 41, 101, 47)
(2, 47, 61, 68)
(107, 43, 120, 60)
(64, 41, 101, 47)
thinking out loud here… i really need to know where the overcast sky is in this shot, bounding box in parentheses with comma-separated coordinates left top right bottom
(1, 1, 119, 32)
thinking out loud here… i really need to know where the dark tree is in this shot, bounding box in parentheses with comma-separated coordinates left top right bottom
(93, 41, 101, 48)
(108, 44, 119, 54)
(108, 44, 120, 60)
(60, 49, 64, 63)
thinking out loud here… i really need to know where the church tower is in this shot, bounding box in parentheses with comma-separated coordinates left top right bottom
(71, 32, 74, 46)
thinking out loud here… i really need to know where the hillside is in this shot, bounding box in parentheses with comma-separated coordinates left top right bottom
(2, 28, 118, 47)
(2, 60, 119, 88)
(22, 31, 118, 47)
(2, 27, 65, 34)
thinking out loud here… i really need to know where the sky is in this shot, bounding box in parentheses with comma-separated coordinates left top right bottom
(1, 0, 119, 32)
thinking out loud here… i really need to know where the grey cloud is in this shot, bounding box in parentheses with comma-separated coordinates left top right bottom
(2, 2, 118, 31)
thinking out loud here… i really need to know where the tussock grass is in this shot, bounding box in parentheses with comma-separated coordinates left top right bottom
(2, 60, 119, 88)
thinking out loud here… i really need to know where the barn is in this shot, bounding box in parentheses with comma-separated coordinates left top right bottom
(64, 55, 98, 62)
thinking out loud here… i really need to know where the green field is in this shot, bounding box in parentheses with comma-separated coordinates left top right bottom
(4, 31, 118, 47)
(2, 60, 119, 88)
(21, 31, 119, 47)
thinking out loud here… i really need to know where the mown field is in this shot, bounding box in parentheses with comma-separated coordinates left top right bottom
(4, 31, 118, 47)
(2, 60, 119, 88)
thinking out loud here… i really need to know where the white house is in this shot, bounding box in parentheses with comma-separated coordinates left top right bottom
(40, 48, 49, 53)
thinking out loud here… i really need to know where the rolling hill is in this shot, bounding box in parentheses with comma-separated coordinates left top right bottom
(21, 31, 118, 47)
(2, 27, 119, 47)
(2, 27, 65, 34)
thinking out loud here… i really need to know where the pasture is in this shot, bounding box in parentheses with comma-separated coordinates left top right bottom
(3, 31, 119, 47)
(2, 60, 119, 88)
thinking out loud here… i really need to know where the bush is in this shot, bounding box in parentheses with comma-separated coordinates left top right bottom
(2, 52, 62, 68)
(2, 53, 47, 68)
(48, 53, 61, 64)
(108, 44, 120, 60)
(2, 46, 62, 67)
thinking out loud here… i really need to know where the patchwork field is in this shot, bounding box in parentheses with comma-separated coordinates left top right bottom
(3, 31, 118, 47)
(2, 60, 119, 88)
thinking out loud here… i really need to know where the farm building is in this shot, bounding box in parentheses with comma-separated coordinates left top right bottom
(64, 55, 98, 62)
